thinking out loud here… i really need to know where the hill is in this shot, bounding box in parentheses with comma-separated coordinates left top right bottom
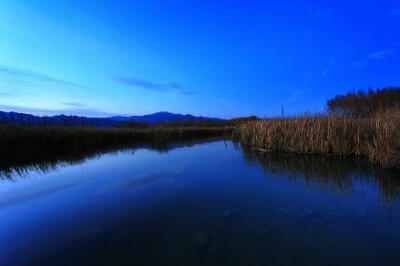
(0, 111, 223, 127)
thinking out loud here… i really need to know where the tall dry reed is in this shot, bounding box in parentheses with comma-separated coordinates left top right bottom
(236, 110, 400, 168)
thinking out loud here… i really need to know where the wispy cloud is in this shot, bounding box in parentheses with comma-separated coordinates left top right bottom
(0, 104, 118, 118)
(367, 49, 396, 60)
(112, 77, 191, 95)
(97, 166, 186, 194)
(0, 65, 93, 90)
(348, 49, 397, 69)
(323, 47, 398, 75)
(320, 69, 331, 76)
(62, 102, 86, 107)
(349, 60, 369, 68)
(319, 58, 342, 76)
(0, 92, 13, 97)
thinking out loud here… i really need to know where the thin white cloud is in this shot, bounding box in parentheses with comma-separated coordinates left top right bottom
(367, 49, 396, 60)
(62, 102, 86, 108)
(112, 77, 191, 96)
(0, 104, 118, 118)
(0, 92, 13, 97)
(320, 69, 331, 76)
(0, 65, 93, 91)
(348, 49, 396, 69)
(349, 61, 369, 68)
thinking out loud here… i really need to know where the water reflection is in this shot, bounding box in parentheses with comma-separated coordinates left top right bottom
(1, 140, 400, 266)
(2, 140, 400, 204)
(236, 143, 400, 202)
(0, 138, 220, 181)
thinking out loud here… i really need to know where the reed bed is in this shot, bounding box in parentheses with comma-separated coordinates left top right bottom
(235, 110, 400, 168)
(0, 126, 232, 156)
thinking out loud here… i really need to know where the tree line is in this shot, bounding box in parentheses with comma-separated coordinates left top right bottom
(327, 87, 400, 117)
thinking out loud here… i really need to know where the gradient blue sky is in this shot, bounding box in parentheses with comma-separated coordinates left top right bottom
(0, 0, 399, 118)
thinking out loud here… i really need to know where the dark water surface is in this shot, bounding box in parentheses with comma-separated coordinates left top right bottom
(1, 140, 400, 266)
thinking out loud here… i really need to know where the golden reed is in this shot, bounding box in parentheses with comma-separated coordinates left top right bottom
(236, 110, 400, 168)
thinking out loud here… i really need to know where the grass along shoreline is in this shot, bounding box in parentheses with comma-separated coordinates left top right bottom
(2, 104, 400, 169)
(0, 136, 225, 180)
(0, 125, 233, 156)
(235, 110, 400, 168)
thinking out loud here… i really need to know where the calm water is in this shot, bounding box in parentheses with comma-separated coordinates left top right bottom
(1, 140, 400, 266)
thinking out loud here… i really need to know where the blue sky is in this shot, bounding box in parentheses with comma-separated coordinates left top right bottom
(0, 0, 399, 118)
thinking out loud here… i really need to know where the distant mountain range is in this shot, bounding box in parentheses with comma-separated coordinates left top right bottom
(0, 111, 223, 127)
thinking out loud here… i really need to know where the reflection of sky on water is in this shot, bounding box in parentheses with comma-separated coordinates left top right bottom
(0, 140, 400, 266)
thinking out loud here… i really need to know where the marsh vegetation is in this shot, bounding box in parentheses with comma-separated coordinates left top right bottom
(2, 88, 400, 170)
(0, 125, 232, 159)
(236, 88, 400, 168)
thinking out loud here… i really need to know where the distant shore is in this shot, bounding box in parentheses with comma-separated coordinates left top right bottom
(0, 125, 233, 158)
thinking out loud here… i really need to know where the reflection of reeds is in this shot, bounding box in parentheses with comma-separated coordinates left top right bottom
(236, 143, 400, 202)
(0, 137, 223, 180)
(235, 110, 400, 168)
(0, 125, 231, 179)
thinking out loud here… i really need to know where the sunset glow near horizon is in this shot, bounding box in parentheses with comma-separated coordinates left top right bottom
(1, 0, 400, 118)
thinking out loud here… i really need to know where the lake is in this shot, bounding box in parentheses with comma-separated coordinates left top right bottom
(1, 140, 400, 266)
